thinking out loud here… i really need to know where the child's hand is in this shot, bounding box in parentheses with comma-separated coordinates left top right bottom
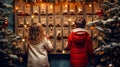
(64, 42, 69, 50)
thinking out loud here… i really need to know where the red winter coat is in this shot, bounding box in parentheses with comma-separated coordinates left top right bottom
(67, 28, 93, 67)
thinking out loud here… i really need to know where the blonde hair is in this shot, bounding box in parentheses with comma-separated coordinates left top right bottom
(28, 23, 44, 45)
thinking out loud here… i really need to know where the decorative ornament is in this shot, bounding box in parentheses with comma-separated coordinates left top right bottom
(2, 21, 8, 28)
(97, 9, 103, 16)
(18, 11, 25, 16)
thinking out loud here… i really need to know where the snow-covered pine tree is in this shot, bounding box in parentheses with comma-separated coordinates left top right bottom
(87, 0, 120, 67)
(0, 1, 22, 67)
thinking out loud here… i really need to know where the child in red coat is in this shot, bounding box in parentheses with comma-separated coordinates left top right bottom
(67, 17, 94, 67)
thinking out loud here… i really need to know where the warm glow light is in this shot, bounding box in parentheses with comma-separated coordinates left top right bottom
(31, 15, 34, 18)
(34, 10, 37, 13)
(50, 5, 53, 8)
(78, 7, 82, 12)
(89, 4, 92, 7)
(98, 36, 103, 40)
(62, 50, 65, 54)
(70, 10, 73, 12)
(64, 21, 68, 24)
(18, 28, 21, 30)
(64, 10, 67, 12)
(26, 4, 30, 7)
(19, 34, 22, 36)
(41, 4, 44, 7)
(22, 39, 25, 42)
(15, 6, 18, 10)
(19, 56, 23, 63)
(69, 19, 71, 22)
(20, 22, 23, 24)
(26, 21, 28, 24)
(108, 63, 113, 67)
(65, 4, 68, 7)
(94, 34, 97, 37)
(72, 22, 74, 25)
(24, 25, 27, 28)
(18, 10, 21, 13)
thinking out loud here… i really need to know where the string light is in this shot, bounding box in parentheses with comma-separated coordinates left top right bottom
(22, 39, 25, 42)
(15, 6, 18, 10)
(41, 4, 44, 7)
(70, 10, 73, 12)
(19, 34, 22, 36)
(50, 5, 53, 8)
(108, 63, 113, 67)
(64, 10, 67, 12)
(78, 7, 82, 12)
(26, 21, 29, 24)
(89, 3, 92, 7)
(31, 15, 34, 18)
(24, 25, 27, 28)
(65, 4, 68, 7)
(69, 19, 71, 22)
(62, 50, 65, 54)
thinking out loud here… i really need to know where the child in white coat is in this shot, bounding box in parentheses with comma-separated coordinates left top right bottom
(27, 23, 53, 67)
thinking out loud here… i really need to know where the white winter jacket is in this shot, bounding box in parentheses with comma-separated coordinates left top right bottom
(27, 37, 53, 67)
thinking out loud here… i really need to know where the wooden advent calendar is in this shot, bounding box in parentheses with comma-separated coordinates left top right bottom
(14, 0, 100, 54)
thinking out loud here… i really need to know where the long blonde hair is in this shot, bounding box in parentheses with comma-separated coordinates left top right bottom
(28, 23, 44, 45)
